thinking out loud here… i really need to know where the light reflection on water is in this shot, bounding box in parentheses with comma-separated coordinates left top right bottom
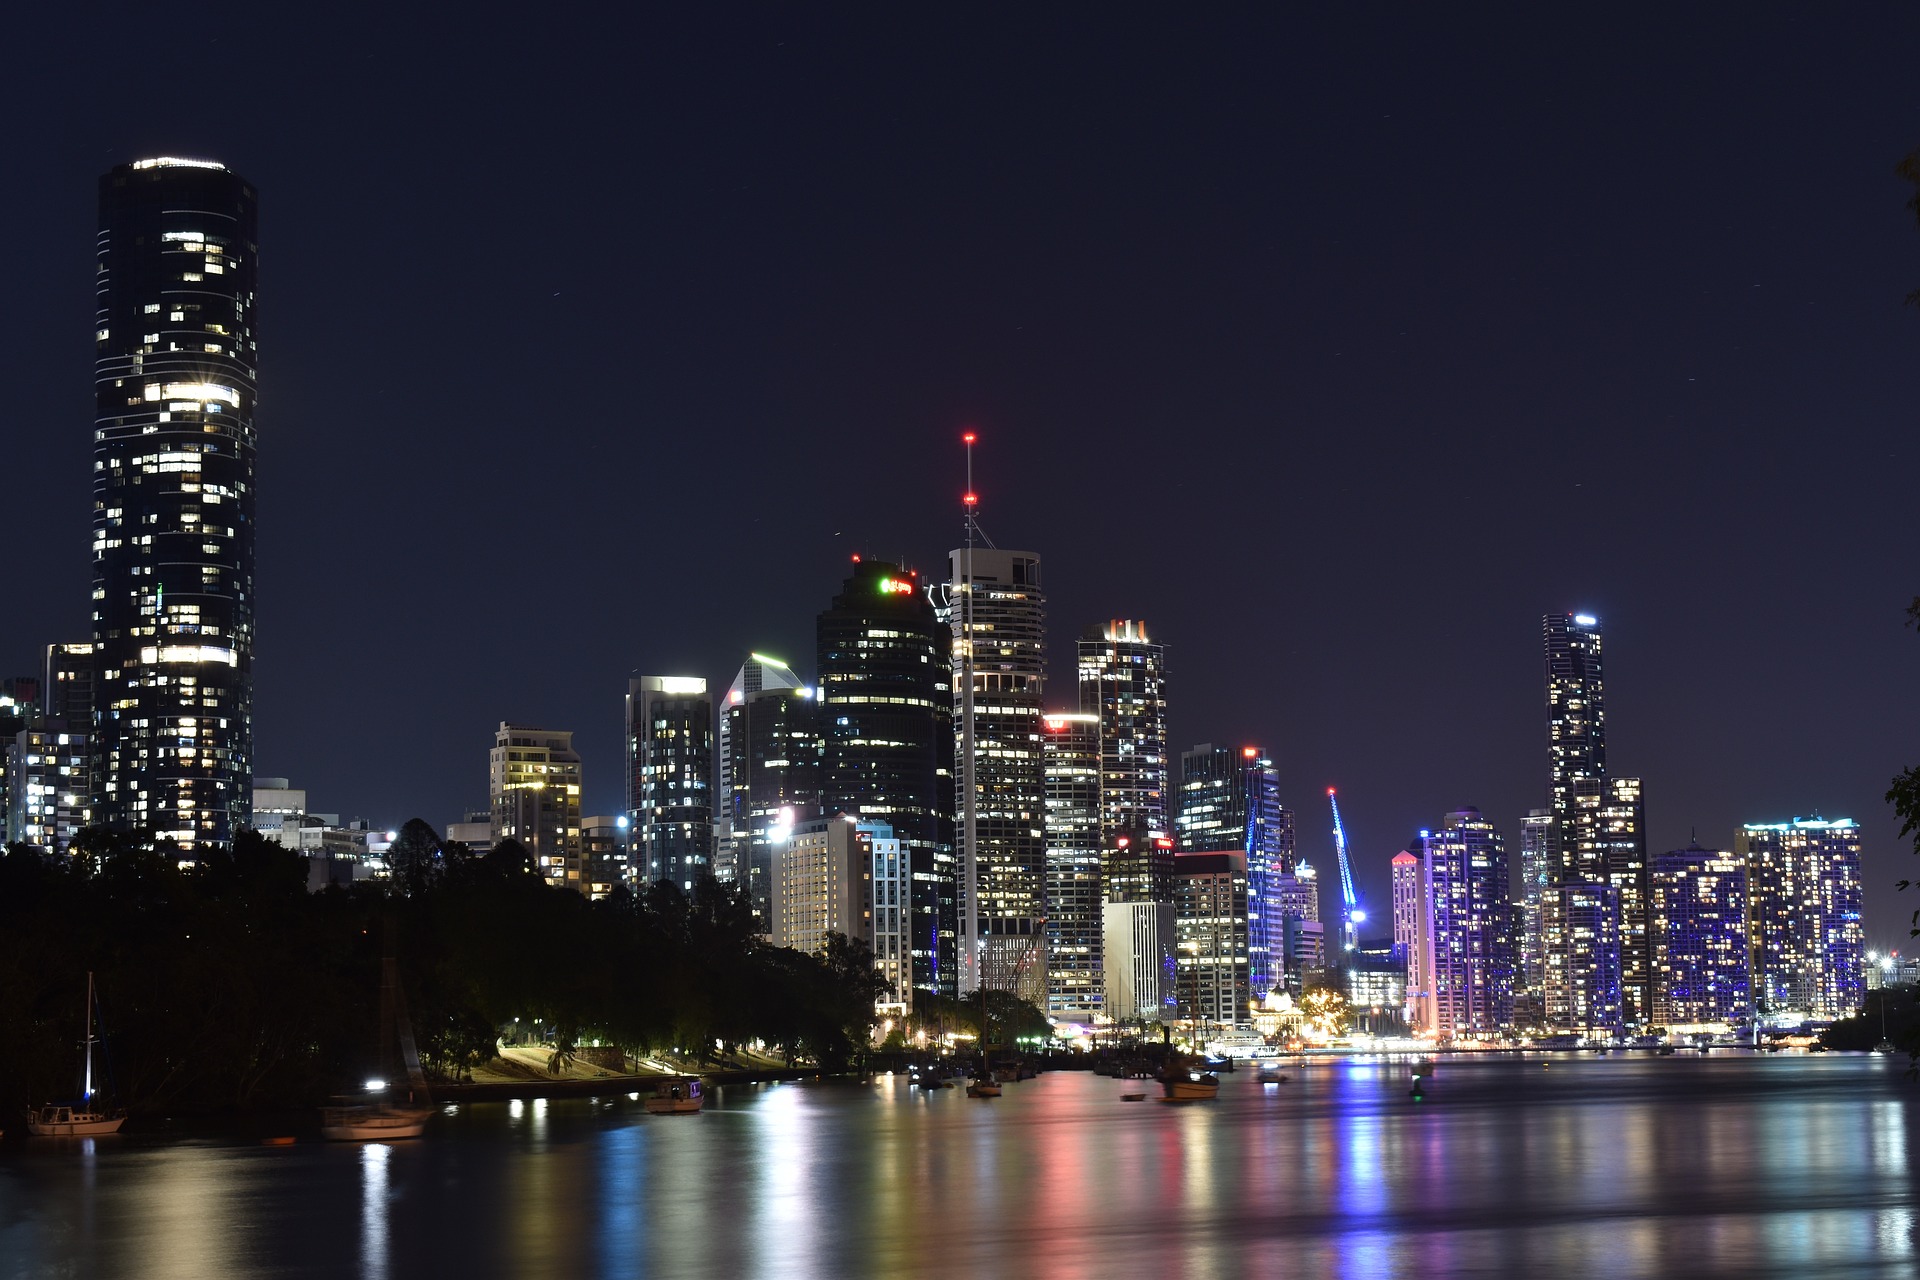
(0, 1054, 1915, 1279)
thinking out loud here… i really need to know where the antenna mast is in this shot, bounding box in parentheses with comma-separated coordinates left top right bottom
(958, 432, 981, 995)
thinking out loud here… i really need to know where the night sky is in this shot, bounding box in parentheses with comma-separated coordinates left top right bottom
(6, 9, 1917, 942)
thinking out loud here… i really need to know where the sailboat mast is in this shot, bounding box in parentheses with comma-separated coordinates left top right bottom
(83, 971, 95, 1101)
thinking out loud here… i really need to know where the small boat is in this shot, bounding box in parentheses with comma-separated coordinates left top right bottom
(644, 1077, 704, 1115)
(1656, 1045, 1676, 1056)
(28, 973, 126, 1138)
(1157, 1071, 1220, 1103)
(965, 1079, 1002, 1098)
(323, 929, 434, 1142)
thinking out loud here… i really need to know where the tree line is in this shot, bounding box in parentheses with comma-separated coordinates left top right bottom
(0, 821, 889, 1115)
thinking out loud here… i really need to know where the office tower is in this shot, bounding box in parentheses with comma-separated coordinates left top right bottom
(92, 158, 258, 849)
(1739, 818, 1865, 1021)
(1106, 830, 1176, 904)
(1177, 743, 1292, 999)
(1274, 860, 1323, 995)
(624, 675, 714, 890)
(1544, 884, 1623, 1031)
(489, 723, 583, 889)
(1174, 850, 1251, 1028)
(1347, 941, 1408, 1035)
(943, 547, 1047, 996)
(1518, 809, 1554, 1001)
(1411, 809, 1515, 1039)
(1078, 620, 1168, 845)
(718, 652, 821, 929)
(1042, 711, 1103, 1019)
(1650, 843, 1750, 1025)
(1103, 900, 1177, 1023)
(818, 559, 956, 995)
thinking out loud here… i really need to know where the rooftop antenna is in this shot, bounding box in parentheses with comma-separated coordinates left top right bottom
(958, 431, 981, 995)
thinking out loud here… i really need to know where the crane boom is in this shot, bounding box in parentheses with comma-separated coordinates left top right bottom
(1327, 788, 1362, 954)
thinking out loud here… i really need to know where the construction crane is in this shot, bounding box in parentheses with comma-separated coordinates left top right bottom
(1327, 788, 1365, 955)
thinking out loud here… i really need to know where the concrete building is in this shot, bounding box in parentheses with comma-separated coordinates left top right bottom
(1103, 900, 1176, 1024)
(1174, 850, 1252, 1029)
(489, 723, 583, 890)
(771, 816, 913, 1014)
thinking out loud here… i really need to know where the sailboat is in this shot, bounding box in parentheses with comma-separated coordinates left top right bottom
(27, 973, 127, 1137)
(321, 943, 434, 1141)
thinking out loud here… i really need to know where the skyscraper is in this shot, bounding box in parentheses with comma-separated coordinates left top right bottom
(1174, 850, 1251, 1028)
(1410, 809, 1515, 1039)
(624, 675, 714, 890)
(718, 653, 822, 932)
(1739, 818, 1864, 1021)
(1517, 808, 1554, 1006)
(1078, 620, 1168, 846)
(1176, 744, 1292, 999)
(1544, 883, 1624, 1031)
(1542, 613, 1645, 1027)
(1042, 712, 1103, 1019)
(489, 723, 583, 889)
(1650, 843, 1750, 1025)
(92, 158, 259, 848)
(818, 559, 955, 995)
(943, 547, 1047, 996)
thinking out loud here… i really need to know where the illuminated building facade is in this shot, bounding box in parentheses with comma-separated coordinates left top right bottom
(7, 726, 92, 851)
(1042, 711, 1103, 1018)
(1738, 818, 1864, 1020)
(1518, 808, 1554, 1001)
(625, 675, 714, 890)
(1415, 809, 1515, 1039)
(92, 158, 258, 849)
(489, 723, 583, 889)
(581, 815, 635, 899)
(942, 547, 1047, 997)
(1177, 743, 1293, 998)
(818, 560, 955, 995)
(718, 653, 821, 931)
(1650, 843, 1750, 1025)
(769, 816, 913, 1013)
(1174, 850, 1252, 1028)
(1391, 849, 1431, 1027)
(1103, 900, 1177, 1023)
(1275, 861, 1323, 994)
(1078, 620, 1168, 844)
(1544, 883, 1623, 1031)
(45, 643, 95, 723)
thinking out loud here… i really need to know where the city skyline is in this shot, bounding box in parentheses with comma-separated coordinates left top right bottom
(3, 10, 1916, 944)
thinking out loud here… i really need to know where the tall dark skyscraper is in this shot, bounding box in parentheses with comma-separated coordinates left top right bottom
(818, 559, 956, 994)
(1542, 612, 1648, 1028)
(624, 675, 715, 891)
(92, 158, 258, 848)
(1041, 711, 1102, 1018)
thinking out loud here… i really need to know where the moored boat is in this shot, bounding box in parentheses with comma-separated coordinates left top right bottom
(320, 1103, 433, 1141)
(644, 1077, 705, 1114)
(965, 1078, 1002, 1098)
(28, 973, 126, 1138)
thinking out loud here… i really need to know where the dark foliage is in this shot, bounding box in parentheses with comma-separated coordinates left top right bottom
(0, 828, 888, 1114)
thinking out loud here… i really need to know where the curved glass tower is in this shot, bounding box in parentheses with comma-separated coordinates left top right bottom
(92, 157, 259, 848)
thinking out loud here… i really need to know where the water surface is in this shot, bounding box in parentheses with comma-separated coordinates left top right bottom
(3, 1053, 1914, 1278)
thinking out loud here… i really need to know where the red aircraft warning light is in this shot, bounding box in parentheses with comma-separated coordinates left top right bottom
(963, 431, 977, 444)
(1242, 746, 1259, 758)
(963, 492, 978, 506)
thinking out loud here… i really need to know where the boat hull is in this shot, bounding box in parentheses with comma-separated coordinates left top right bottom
(26, 1110, 125, 1137)
(1158, 1079, 1220, 1103)
(320, 1106, 433, 1141)
(643, 1098, 704, 1115)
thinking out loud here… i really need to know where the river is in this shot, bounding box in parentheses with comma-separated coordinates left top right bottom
(3, 1052, 1915, 1278)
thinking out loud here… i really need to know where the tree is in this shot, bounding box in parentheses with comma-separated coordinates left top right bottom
(1299, 986, 1350, 1039)
(388, 818, 444, 890)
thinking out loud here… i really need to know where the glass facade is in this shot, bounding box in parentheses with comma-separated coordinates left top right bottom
(92, 158, 259, 849)
(817, 560, 955, 996)
(1650, 843, 1750, 1025)
(1042, 712, 1102, 1018)
(1077, 620, 1168, 845)
(1738, 818, 1864, 1021)
(1177, 743, 1293, 999)
(720, 654, 822, 934)
(1416, 809, 1515, 1038)
(625, 675, 714, 891)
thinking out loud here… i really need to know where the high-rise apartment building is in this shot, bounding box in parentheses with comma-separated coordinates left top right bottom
(489, 723, 583, 889)
(1103, 900, 1177, 1024)
(1391, 848, 1429, 1022)
(6, 726, 92, 851)
(1544, 883, 1623, 1031)
(1042, 711, 1102, 1019)
(581, 815, 634, 900)
(92, 158, 259, 849)
(818, 560, 955, 995)
(1650, 843, 1750, 1025)
(1518, 808, 1554, 1001)
(44, 643, 95, 723)
(943, 547, 1047, 996)
(1409, 809, 1515, 1039)
(625, 675, 714, 890)
(718, 652, 822, 930)
(1078, 620, 1168, 845)
(1545, 613, 1606, 830)
(1177, 744, 1292, 1000)
(769, 816, 913, 1014)
(1739, 818, 1864, 1021)
(1174, 850, 1252, 1028)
